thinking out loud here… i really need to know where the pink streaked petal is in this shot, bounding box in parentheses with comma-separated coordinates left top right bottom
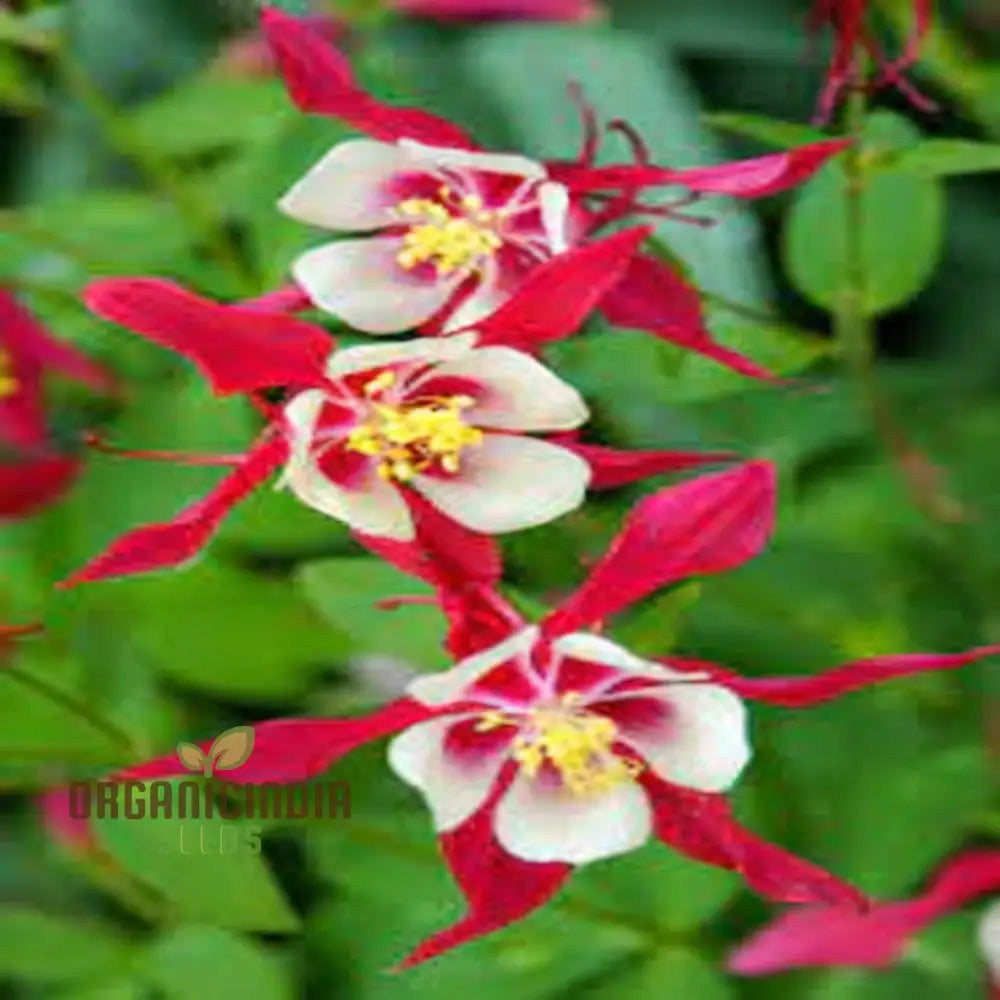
(58, 435, 287, 587)
(472, 227, 650, 351)
(600, 254, 779, 381)
(645, 775, 866, 908)
(354, 489, 501, 590)
(0, 454, 80, 519)
(261, 8, 474, 149)
(543, 461, 777, 636)
(547, 434, 737, 489)
(729, 851, 1000, 976)
(672, 645, 1000, 707)
(0, 290, 114, 394)
(84, 279, 331, 395)
(397, 776, 572, 967)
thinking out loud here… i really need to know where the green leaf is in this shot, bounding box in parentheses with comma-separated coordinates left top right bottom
(892, 139, 1000, 177)
(588, 948, 736, 999)
(95, 779, 300, 933)
(783, 162, 943, 317)
(296, 557, 450, 670)
(0, 906, 133, 984)
(126, 560, 349, 701)
(130, 75, 293, 159)
(704, 111, 830, 149)
(141, 926, 294, 1000)
(613, 583, 702, 657)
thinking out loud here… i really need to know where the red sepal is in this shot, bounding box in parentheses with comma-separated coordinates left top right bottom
(261, 8, 475, 149)
(84, 279, 331, 395)
(0, 454, 80, 519)
(645, 775, 866, 908)
(398, 775, 572, 967)
(600, 253, 779, 381)
(472, 227, 650, 350)
(543, 461, 776, 635)
(59, 435, 287, 587)
(667, 645, 1000, 707)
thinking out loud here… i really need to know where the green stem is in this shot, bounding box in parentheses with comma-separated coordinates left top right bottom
(4, 664, 138, 759)
(55, 55, 257, 295)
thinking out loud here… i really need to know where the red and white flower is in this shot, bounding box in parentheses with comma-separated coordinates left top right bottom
(281, 140, 573, 332)
(262, 7, 849, 378)
(280, 332, 589, 539)
(730, 850, 1000, 997)
(49, 462, 1000, 964)
(64, 238, 727, 586)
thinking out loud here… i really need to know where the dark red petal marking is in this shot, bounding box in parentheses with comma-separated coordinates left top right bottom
(261, 7, 475, 148)
(84, 278, 331, 395)
(472, 227, 650, 351)
(397, 773, 571, 967)
(58, 435, 287, 587)
(543, 461, 776, 636)
(645, 775, 866, 908)
(600, 253, 779, 381)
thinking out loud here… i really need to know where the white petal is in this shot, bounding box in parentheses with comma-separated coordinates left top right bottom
(387, 717, 504, 832)
(279, 139, 415, 231)
(495, 773, 652, 864)
(323, 331, 477, 381)
(979, 901, 1000, 984)
(398, 139, 547, 180)
(413, 435, 590, 534)
(622, 682, 750, 793)
(292, 236, 462, 333)
(441, 278, 509, 333)
(280, 408, 415, 539)
(553, 633, 682, 683)
(538, 181, 570, 254)
(411, 346, 589, 431)
(406, 626, 540, 707)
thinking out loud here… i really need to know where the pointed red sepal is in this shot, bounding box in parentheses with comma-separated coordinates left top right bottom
(471, 227, 650, 350)
(354, 490, 501, 590)
(239, 283, 314, 315)
(58, 435, 287, 587)
(600, 253, 779, 381)
(547, 433, 736, 489)
(84, 279, 332, 395)
(261, 7, 475, 149)
(0, 454, 80, 519)
(0, 289, 115, 395)
(671, 644, 1000, 707)
(542, 461, 776, 636)
(397, 778, 572, 967)
(729, 850, 1000, 975)
(645, 775, 866, 909)
(551, 140, 849, 198)
(439, 584, 526, 660)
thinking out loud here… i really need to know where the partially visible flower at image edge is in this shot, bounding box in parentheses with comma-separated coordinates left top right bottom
(730, 850, 1000, 997)
(44, 462, 1000, 966)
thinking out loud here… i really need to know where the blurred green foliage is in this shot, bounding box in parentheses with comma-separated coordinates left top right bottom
(3, 0, 1000, 998)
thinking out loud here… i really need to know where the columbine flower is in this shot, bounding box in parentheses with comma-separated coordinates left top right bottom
(63, 235, 726, 586)
(730, 850, 1000, 997)
(0, 290, 113, 518)
(53, 463, 1000, 963)
(262, 7, 848, 378)
(809, 0, 933, 120)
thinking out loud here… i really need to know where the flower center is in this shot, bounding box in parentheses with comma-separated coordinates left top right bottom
(395, 187, 503, 277)
(479, 693, 643, 797)
(0, 350, 17, 399)
(344, 371, 484, 483)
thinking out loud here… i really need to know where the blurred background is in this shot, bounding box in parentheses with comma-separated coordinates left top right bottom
(3, 0, 1000, 996)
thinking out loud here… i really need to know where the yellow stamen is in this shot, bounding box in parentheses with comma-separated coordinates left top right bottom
(0, 349, 18, 399)
(395, 196, 502, 277)
(346, 394, 483, 483)
(485, 693, 643, 797)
